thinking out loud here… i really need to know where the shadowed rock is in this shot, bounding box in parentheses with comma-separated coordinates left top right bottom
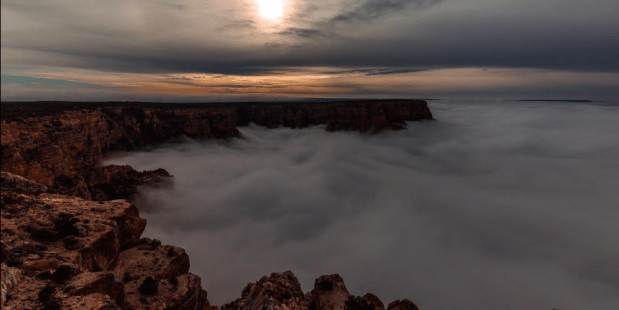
(0, 190, 210, 310)
(1, 171, 48, 196)
(222, 271, 420, 310)
(308, 274, 351, 310)
(1, 100, 431, 201)
(222, 271, 307, 310)
(387, 299, 419, 310)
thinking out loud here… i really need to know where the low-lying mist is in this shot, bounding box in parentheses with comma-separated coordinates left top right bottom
(107, 100, 619, 310)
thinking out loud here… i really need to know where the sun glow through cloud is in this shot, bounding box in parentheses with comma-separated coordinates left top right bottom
(257, 0, 283, 19)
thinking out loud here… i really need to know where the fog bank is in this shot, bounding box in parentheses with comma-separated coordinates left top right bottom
(107, 100, 619, 310)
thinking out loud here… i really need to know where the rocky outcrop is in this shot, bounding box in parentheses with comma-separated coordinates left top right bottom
(1, 100, 429, 309)
(307, 274, 351, 310)
(1, 106, 237, 200)
(1, 172, 48, 196)
(1, 100, 431, 201)
(0, 189, 209, 310)
(222, 271, 307, 310)
(386, 299, 419, 310)
(84, 166, 171, 202)
(222, 271, 420, 310)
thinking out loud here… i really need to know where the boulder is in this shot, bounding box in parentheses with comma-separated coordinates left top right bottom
(222, 271, 308, 310)
(387, 299, 419, 310)
(307, 274, 351, 310)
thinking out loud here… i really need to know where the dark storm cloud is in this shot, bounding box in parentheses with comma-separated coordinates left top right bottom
(109, 100, 619, 310)
(2, 0, 618, 75)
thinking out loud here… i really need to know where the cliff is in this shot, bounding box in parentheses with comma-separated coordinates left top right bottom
(1, 172, 211, 310)
(1, 100, 431, 310)
(1, 100, 431, 201)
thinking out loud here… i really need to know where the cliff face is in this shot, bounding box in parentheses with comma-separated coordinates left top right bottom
(1, 106, 238, 200)
(235, 100, 432, 132)
(1, 100, 431, 201)
(1, 172, 210, 310)
(1, 100, 430, 310)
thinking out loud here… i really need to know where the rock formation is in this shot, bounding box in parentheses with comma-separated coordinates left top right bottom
(1, 100, 431, 201)
(1, 100, 429, 309)
(0, 175, 210, 310)
(221, 271, 419, 310)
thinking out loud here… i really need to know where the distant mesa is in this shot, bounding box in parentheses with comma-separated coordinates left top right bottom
(512, 99, 594, 102)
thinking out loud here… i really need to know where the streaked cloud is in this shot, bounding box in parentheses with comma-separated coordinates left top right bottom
(1, 67, 614, 101)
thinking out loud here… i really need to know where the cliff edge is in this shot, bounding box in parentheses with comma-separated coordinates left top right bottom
(1, 100, 430, 309)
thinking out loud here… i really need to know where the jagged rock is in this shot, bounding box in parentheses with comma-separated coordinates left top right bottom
(0, 190, 211, 310)
(344, 293, 385, 310)
(221, 272, 420, 310)
(50, 173, 92, 200)
(112, 240, 190, 282)
(360, 293, 385, 310)
(0, 172, 48, 196)
(1, 190, 146, 273)
(63, 293, 122, 310)
(0, 190, 147, 264)
(308, 274, 351, 310)
(65, 272, 125, 308)
(1, 263, 22, 309)
(386, 299, 419, 310)
(85, 165, 172, 201)
(122, 273, 209, 310)
(222, 271, 308, 310)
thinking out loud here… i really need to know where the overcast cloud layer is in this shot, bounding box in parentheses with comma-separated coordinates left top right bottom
(2, 0, 618, 74)
(108, 100, 619, 310)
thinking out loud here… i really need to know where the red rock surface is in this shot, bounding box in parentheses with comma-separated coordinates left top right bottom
(222, 271, 421, 310)
(307, 274, 351, 310)
(1, 100, 431, 201)
(222, 271, 307, 310)
(0, 186, 209, 310)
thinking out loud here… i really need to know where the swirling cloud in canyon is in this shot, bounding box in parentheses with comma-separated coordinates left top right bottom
(108, 100, 619, 309)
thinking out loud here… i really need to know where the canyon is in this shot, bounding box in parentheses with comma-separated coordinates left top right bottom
(1, 100, 432, 310)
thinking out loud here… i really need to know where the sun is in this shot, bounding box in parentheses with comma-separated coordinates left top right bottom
(257, 0, 283, 19)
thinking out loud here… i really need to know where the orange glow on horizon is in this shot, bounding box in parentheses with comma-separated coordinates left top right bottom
(22, 68, 619, 98)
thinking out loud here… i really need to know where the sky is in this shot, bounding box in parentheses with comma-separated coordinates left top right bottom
(2, 0, 619, 101)
(107, 99, 619, 309)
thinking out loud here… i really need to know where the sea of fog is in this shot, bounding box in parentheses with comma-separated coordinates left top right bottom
(107, 99, 619, 310)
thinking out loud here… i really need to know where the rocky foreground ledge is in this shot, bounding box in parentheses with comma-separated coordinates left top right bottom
(1, 172, 421, 310)
(1, 100, 430, 309)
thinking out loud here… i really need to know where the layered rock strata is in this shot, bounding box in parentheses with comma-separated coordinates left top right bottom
(1, 100, 431, 201)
